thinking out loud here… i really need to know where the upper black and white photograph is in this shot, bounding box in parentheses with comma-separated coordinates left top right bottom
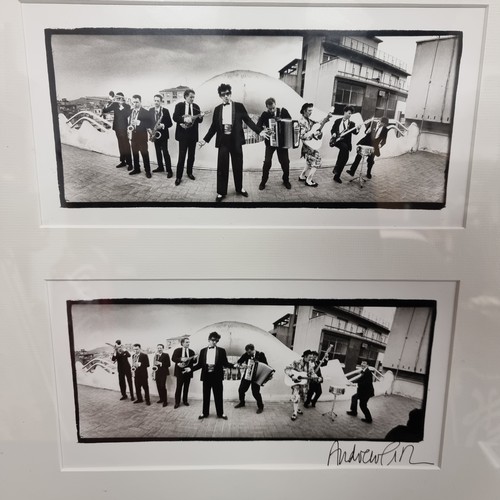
(68, 300, 435, 442)
(48, 29, 461, 209)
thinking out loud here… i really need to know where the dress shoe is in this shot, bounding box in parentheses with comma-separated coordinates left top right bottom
(163, 402, 168, 407)
(346, 411, 357, 416)
(216, 194, 224, 203)
(298, 176, 306, 182)
(146, 172, 152, 178)
(333, 176, 342, 184)
(258, 182, 266, 191)
(152, 167, 164, 173)
(361, 418, 373, 424)
(116, 162, 127, 168)
(174, 403, 180, 409)
(183, 402, 190, 406)
(157, 400, 163, 404)
(366, 173, 372, 179)
(303, 402, 310, 408)
(129, 170, 140, 175)
(238, 189, 249, 197)
(187, 173, 195, 180)
(234, 402, 245, 409)
(297, 409, 303, 415)
(127, 166, 133, 171)
(175, 178, 181, 186)
(134, 399, 144, 404)
(120, 396, 128, 400)
(291, 413, 297, 421)
(283, 180, 292, 189)
(346, 170, 355, 177)
(256, 407, 264, 414)
(311, 403, 316, 408)
(167, 171, 173, 178)
(306, 181, 318, 187)
(146, 401, 151, 406)
(130, 397, 135, 402)
(198, 414, 206, 420)
(218, 415, 228, 420)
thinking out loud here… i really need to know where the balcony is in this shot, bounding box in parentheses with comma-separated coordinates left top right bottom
(337, 70, 408, 93)
(320, 319, 388, 347)
(332, 36, 409, 73)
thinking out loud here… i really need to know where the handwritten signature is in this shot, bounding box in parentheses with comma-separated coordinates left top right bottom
(327, 441, 434, 467)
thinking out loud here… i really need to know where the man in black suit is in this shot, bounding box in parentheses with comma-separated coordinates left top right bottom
(234, 343, 268, 414)
(111, 339, 135, 401)
(330, 105, 360, 183)
(131, 343, 151, 405)
(185, 331, 233, 420)
(149, 94, 173, 176)
(347, 360, 374, 423)
(198, 83, 267, 202)
(173, 89, 205, 185)
(152, 343, 171, 407)
(304, 350, 327, 408)
(346, 116, 390, 179)
(172, 337, 196, 408)
(256, 97, 292, 190)
(128, 94, 154, 178)
(103, 92, 132, 170)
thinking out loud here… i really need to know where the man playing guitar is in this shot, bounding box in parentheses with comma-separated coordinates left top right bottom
(171, 337, 197, 408)
(284, 350, 319, 421)
(304, 347, 332, 408)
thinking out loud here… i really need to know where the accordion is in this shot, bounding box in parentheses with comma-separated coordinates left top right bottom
(269, 119, 300, 149)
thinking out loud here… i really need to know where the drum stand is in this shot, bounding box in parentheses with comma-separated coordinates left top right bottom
(322, 394, 339, 421)
(349, 154, 369, 189)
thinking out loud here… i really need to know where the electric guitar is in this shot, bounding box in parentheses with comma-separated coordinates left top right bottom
(329, 117, 373, 147)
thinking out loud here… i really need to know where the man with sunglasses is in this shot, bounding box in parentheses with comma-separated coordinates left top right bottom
(198, 84, 268, 203)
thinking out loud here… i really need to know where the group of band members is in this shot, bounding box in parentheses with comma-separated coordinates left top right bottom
(104, 85, 391, 201)
(111, 334, 375, 424)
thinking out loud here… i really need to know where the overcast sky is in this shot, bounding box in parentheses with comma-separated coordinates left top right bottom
(51, 32, 436, 101)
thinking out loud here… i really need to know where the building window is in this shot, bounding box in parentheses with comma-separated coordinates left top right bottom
(322, 52, 338, 63)
(311, 309, 324, 319)
(373, 68, 383, 81)
(333, 80, 364, 114)
(351, 62, 362, 76)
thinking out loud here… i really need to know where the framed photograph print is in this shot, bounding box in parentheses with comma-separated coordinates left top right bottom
(21, 2, 485, 227)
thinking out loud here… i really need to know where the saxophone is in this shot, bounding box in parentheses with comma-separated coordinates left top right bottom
(152, 353, 160, 380)
(131, 353, 139, 377)
(149, 108, 163, 142)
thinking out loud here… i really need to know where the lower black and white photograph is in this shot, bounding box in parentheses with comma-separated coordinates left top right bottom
(68, 299, 435, 443)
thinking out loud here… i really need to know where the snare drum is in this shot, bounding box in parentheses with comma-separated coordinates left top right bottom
(357, 145, 375, 157)
(329, 386, 346, 395)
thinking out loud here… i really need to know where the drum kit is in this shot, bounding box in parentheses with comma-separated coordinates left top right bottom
(349, 145, 375, 188)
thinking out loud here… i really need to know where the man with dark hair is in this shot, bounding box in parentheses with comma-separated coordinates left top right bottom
(185, 331, 233, 419)
(111, 340, 135, 401)
(198, 83, 268, 202)
(128, 94, 154, 178)
(234, 344, 269, 414)
(256, 97, 292, 190)
(131, 343, 151, 405)
(149, 94, 173, 177)
(172, 337, 196, 408)
(152, 343, 171, 407)
(304, 350, 327, 408)
(173, 89, 205, 185)
(330, 105, 360, 183)
(103, 92, 132, 170)
(347, 360, 374, 423)
(346, 116, 390, 179)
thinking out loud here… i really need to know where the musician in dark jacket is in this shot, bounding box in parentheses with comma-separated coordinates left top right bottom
(304, 350, 328, 408)
(171, 337, 196, 408)
(347, 360, 375, 423)
(103, 92, 132, 170)
(152, 343, 171, 407)
(330, 105, 360, 183)
(173, 89, 204, 185)
(256, 97, 292, 190)
(131, 343, 151, 405)
(149, 94, 173, 176)
(111, 340, 134, 401)
(234, 344, 269, 414)
(128, 94, 154, 178)
(185, 331, 233, 419)
(199, 83, 267, 202)
(346, 116, 389, 179)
